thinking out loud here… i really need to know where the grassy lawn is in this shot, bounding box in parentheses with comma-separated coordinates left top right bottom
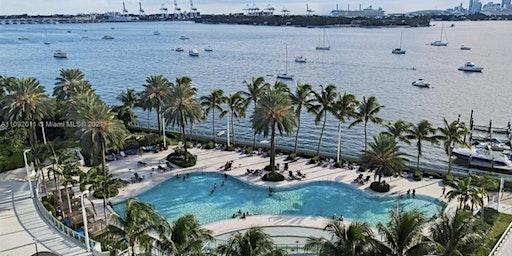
(476, 212, 512, 256)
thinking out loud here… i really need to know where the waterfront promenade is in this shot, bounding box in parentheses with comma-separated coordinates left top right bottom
(0, 169, 91, 256)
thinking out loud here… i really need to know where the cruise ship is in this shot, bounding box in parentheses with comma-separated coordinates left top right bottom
(330, 5, 385, 18)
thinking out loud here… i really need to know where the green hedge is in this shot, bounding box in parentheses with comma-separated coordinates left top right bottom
(413, 171, 423, 181)
(369, 181, 390, 193)
(262, 172, 285, 182)
(0, 150, 24, 173)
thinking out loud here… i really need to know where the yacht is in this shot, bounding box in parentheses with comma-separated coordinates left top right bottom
(460, 45, 471, 50)
(277, 45, 294, 80)
(153, 31, 161, 35)
(53, 50, 68, 59)
(175, 47, 184, 52)
(102, 35, 115, 40)
(179, 36, 190, 40)
(295, 56, 307, 63)
(431, 23, 448, 46)
(189, 49, 199, 56)
(453, 146, 512, 171)
(392, 31, 406, 54)
(44, 42, 51, 45)
(411, 79, 430, 88)
(316, 29, 331, 50)
(458, 62, 483, 72)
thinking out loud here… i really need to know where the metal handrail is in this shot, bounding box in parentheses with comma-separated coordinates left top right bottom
(33, 171, 102, 253)
(489, 220, 512, 255)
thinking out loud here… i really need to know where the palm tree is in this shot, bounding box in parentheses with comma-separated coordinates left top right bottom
(383, 120, 411, 144)
(240, 77, 269, 149)
(141, 75, 171, 132)
(70, 91, 128, 169)
(406, 120, 438, 172)
(221, 93, 246, 146)
(117, 88, 139, 109)
(378, 207, 429, 256)
(201, 89, 226, 143)
(252, 89, 296, 172)
(308, 85, 337, 156)
(86, 166, 121, 225)
(1, 77, 50, 149)
(428, 210, 481, 256)
(112, 105, 137, 126)
(333, 93, 358, 163)
(60, 158, 81, 215)
(305, 221, 380, 256)
(98, 198, 171, 256)
(349, 96, 383, 151)
(437, 118, 468, 175)
(158, 214, 213, 255)
(446, 177, 476, 210)
(0, 75, 15, 97)
(361, 134, 406, 182)
(289, 83, 313, 154)
(54, 68, 91, 100)
(164, 77, 203, 158)
(217, 227, 282, 256)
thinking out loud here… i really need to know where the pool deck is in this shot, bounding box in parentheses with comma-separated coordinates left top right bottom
(105, 146, 457, 236)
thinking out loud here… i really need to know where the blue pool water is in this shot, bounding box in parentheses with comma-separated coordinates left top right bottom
(113, 172, 444, 226)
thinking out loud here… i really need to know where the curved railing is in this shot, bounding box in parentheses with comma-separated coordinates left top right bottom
(33, 172, 102, 253)
(489, 220, 512, 256)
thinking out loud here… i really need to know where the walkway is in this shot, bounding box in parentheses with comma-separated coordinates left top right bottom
(0, 169, 91, 256)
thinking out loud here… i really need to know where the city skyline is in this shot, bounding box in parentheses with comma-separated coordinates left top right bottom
(0, 0, 492, 15)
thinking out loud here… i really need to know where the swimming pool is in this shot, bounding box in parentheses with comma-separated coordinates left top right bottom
(113, 172, 444, 226)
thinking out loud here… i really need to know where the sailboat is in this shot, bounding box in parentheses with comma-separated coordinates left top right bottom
(316, 29, 330, 50)
(43, 30, 51, 45)
(392, 31, 406, 54)
(431, 23, 448, 46)
(277, 45, 294, 80)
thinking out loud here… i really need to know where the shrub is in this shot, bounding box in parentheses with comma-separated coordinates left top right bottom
(413, 170, 423, 181)
(166, 150, 197, 168)
(443, 174, 455, 184)
(424, 171, 443, 179)
(369, 181, 390, 193)
(481, 207, 499, 225)
(308, 156, 320, 164)
(93, 185, 120, 199)
(262, 172, 285, 182)
(243, 147, 253, 155)
(204, 141, 215, 149)
(287, 152, 298, 161)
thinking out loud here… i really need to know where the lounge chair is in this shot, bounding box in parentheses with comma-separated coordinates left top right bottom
(137, 161, 147, 166)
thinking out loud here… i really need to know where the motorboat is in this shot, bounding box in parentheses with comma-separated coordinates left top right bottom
(204, 47, 213, 52)
(81, 36, 89, 39)
(18, 37, 29, 41)
(392, 31, 406, 54)
(175, 47, 184, 52)
(458, 62, 483, 72)
(453, 146, 512, 171)
(411, 79, 430, 88)
(53, 50, 67, 59)
(216, 131, 225, 136)
(295, 56, 307, 63)
(179, 36, 190, 40)
(153, 31, 161, 35)
(102, 35, 115, 40)
(44, 42, 51, 45)
(460, 45, 471, 50)
(189, 49, 199, 56)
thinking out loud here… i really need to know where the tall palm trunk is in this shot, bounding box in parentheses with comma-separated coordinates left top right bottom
(156, 101, 162, 132)
(416, 142, 421, 171)
(65, 184, 72, 214)
(336, 121, 342, 163)
(231, 111, 235, 145)
(270, 121, 276, 172)
(447, 147, 453, 175)
(252, 101, 257, 149)
(180, 111, 188, 159)
(101, 138, 107, 174)
(316, 114, 327, 156)
(212, 108, 216, 143)
(53, 173, 64, 217)
(103, 194, 108, 226)
(363, 121, 368, 151)
(294, 111, 301, 153)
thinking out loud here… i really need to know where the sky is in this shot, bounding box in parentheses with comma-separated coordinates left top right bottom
(0, 0, 470, 15)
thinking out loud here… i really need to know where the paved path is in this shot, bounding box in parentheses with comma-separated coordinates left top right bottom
(0, 170, 91, 256)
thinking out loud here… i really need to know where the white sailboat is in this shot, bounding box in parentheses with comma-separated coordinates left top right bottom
(431, 23, 448, 46)
(277, 44, 294, 80)
(392, 31, 406, 54)
(316, 29, 331, 50)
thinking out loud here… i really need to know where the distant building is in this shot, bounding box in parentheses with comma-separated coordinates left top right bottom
(445, 3, 467, 15)
(330, 5, 385, 18)
(243, 6, 274, 16)
(468, 0, 482, 13)
(502, 0, 511, 8)
(482, 2, 502, 12)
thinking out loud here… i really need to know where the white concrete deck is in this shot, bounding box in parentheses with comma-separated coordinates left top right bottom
(0, 169, 91, 256)
(106, 146, 456, 237)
